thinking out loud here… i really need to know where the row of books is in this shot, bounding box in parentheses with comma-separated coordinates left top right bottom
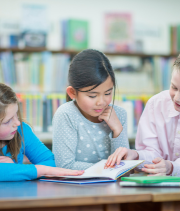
(16, 93, 152, 137)
(0, 52, 70, 92)
(108, 55, 176, 94)
(0, 51, 176, 94)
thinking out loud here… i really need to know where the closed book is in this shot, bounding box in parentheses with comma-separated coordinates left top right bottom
(121, 176, 180, 184)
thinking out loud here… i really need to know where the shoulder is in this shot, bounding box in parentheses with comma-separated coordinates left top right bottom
(147, 90, 171, 107)
(17, 122, 33, 135)
(112, 104, 127, 123)
(54, 101, 77, 118)
(53, 101, 81, 127)
(112, 104, 127, 115)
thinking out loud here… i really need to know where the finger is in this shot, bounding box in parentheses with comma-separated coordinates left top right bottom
(144, 161, 165, 169)
(61, 169, 84, 176)
(142, 167, 165, 174)
(116, 148, 128, 164)
(110, 148, 127, 166)
(152, 157, 162, 164)
(106, 155, 114, 167)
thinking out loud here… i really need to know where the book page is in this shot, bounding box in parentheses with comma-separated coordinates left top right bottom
(63, 159, 144, 180)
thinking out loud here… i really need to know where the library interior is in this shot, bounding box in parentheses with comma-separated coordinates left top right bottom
(1, 0, 180, 211)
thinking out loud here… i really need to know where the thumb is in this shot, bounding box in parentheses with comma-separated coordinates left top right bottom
(152, 157, 162, 164)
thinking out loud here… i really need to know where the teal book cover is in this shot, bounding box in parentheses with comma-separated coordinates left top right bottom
(65, 19, 89, 50)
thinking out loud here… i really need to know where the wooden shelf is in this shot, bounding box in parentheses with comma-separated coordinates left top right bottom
(0, 47, 178, 57)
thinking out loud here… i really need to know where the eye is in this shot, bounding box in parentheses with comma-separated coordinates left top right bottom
(105, 92, 111, 96)
(4, 119, 11, 124)
(89, 96, 96, 98)
(172, 86, 178, 90)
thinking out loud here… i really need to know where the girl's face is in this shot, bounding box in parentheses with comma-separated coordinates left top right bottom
(169, 68, 180, 112)
(75, 76, 114, 123)
(0, 103, 20, 141)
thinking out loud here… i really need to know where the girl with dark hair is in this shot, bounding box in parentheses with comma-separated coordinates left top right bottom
(0, 83, 83, 181)
(53, 49, 129, 170)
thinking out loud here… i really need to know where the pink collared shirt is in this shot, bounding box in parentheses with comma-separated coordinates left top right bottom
(136, 90, 180, 176)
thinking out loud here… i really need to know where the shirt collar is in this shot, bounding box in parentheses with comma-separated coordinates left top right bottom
(168, 100, 180, 117)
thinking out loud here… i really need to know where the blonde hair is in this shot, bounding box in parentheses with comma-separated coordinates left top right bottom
(173, 54, 180, 73)
(0, 83, 24, 162)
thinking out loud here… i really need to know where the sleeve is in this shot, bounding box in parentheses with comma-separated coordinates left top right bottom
(23, 123, 55, 167)
(170, 159, 180, 176)
(110, 107, 129, 154)
(0, 123, 55, 182)
(135, 99, 163, 161)
(53, 110, 94, 170)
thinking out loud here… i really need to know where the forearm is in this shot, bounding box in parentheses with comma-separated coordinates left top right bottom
(0, 163, 37, 181)
(110, 131, 129, 154)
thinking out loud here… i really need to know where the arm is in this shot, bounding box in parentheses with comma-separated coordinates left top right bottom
(0, 123, 84, 181)
(0, 123, 55, 181)
(135, 99, 163, 161)
(53, 110, 94, 170)
(110, 107, 129, 154)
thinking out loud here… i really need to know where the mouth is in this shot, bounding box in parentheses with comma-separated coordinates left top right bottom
(11, 130, 17, 135)
(94, 109, 103, 113)
(175, 101, 180, 107)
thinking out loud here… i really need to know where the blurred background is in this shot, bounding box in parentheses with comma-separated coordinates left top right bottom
(0, 0, 179, 149)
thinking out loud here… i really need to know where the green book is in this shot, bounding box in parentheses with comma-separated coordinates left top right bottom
(64, 19, 89, 50)
(121, 176, 180, 184)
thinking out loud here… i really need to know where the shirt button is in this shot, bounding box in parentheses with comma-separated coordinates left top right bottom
(175, 153, 179, 156)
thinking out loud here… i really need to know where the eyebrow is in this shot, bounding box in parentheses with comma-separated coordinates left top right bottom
(88, 88, 113, 94)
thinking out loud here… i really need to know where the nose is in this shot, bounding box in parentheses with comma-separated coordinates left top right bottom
(96, 96, 104, 106)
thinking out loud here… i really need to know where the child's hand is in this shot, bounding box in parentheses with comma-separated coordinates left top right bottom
(35, 165, 84, 178)
(0, 156, 14, 163)
(105, 147, 139, 168)
(98, 106, 123, 138)
(142, 157, 173, 176)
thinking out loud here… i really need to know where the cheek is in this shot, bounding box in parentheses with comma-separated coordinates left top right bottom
(169, 89, 175, 100)
(79, 98, 94, 111)
(106, 95, 113, 104)
(0, 127, 11, 139)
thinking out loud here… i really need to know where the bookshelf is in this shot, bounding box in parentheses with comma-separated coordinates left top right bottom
(0, 47, 178, 57)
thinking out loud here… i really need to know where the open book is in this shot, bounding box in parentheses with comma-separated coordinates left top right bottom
(40, 159, 144, 184)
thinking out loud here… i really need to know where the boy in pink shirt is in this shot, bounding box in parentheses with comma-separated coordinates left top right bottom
(106, 55, 180, 176)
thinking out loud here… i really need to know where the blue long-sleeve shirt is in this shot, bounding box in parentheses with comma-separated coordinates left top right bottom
(0, 122, 55, 181)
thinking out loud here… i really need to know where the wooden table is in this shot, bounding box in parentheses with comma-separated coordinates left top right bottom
(0, 180, 180, 211)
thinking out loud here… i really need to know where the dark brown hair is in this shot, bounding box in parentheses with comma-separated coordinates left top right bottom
(0, 83, 24, 162)
(66, 49, 116, 102)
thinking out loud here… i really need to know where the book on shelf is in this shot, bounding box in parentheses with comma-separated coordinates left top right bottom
(170, 25, 180, 54)
(104, 13, 133, 52)
(40, 159, 144, 184)
(62, 19, 89, 50)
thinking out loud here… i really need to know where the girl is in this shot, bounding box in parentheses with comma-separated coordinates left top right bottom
(0, 83, 83, 181)
(106, 55, 180, 176)
(53, 49, 129, 170)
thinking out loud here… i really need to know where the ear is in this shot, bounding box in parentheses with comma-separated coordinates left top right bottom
(66, 86, 76, 100)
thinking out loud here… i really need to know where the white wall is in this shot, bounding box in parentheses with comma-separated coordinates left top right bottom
(0, 0, 180, 53)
